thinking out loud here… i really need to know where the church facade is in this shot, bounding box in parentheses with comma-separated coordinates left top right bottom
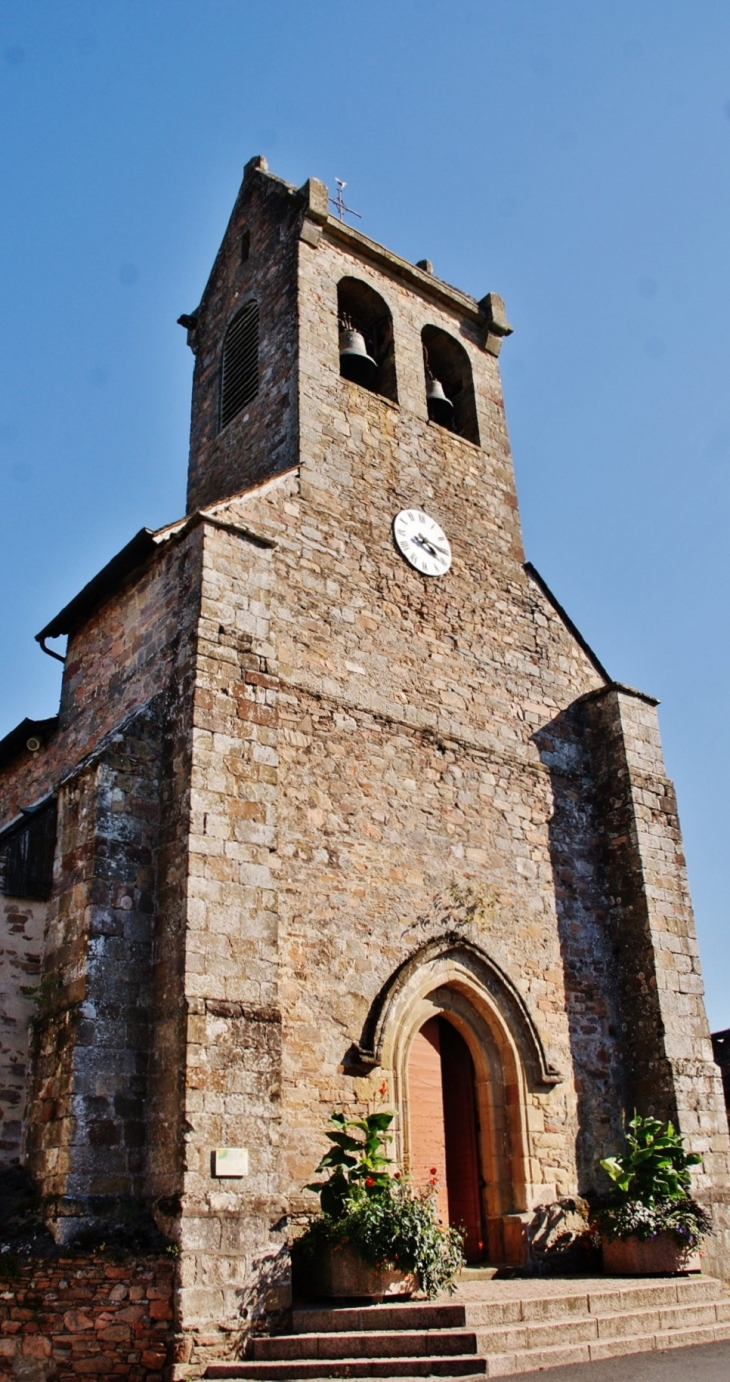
(1, 156, 728, 1368)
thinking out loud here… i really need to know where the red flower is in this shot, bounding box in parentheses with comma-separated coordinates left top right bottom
(394, 1171, 401, 1180)
(365, 1176, 375, 1188)
(378, 1080, 388, 1097)
(430, 1167, 438, 1176)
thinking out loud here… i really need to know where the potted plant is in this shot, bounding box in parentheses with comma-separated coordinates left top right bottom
(596, 1113, 712, 1275)
(294, 1109, 465, 1300)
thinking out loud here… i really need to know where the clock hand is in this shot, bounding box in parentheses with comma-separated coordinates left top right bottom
(416, 532, 449, 557)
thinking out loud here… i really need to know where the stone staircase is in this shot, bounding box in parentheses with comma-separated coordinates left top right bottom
(205, 1274, 730, 1379)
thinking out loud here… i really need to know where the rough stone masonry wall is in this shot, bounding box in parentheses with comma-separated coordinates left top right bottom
(164, 190, 679, 1358)
(185, 160, 301, 513)
(583, 684, 730, 1279)
(144, 574, 201, 1214)
(168, 377, 630, 1362)
(0, 1255, 174, 1379)
(0, 528, 204, 1234)
(278, 218, 627, 1200)
(26, 701, 166, 1222)
(0, 531, 202, 835)
(0, 898, 45, 1167)
(173, 515, 287, 1375)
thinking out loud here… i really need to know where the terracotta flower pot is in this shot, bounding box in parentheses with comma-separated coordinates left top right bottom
(299, 1243, 416, 1300)
(602, 1232, 700, 1276)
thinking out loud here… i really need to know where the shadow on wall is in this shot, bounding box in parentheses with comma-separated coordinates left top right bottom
(235, 1237, 291, 1350)
(531, 703, 628, 1194)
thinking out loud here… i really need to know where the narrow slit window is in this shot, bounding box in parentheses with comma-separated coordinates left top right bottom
(220, 300, 259, 430)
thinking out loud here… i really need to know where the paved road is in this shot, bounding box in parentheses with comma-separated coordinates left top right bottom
(513, 1339, 730, 1380)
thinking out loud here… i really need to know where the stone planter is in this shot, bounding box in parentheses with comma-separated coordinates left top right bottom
(602, 1232, 700, 1276)
(297, 1243, 415, 1301)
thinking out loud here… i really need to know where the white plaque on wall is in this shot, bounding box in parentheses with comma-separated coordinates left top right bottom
(213, 1146, 250, 1177)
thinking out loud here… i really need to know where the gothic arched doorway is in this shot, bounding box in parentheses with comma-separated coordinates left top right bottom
(408, 1015, 485, 1261)
(357, 939, 562, 1266)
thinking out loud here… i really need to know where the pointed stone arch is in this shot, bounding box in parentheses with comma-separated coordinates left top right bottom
(353, 937, 563, 1263)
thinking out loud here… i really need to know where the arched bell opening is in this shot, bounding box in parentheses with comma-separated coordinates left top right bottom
(421, 325, 480, 445)
(337, 277, 398, 402)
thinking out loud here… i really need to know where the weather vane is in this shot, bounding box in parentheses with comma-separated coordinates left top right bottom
(330, 178, 362, 223)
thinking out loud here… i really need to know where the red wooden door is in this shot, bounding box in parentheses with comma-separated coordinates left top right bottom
(407, 1015, 485, 1261)
(440, 1019, 484, 1262)
(406, 1017, 449, 1227)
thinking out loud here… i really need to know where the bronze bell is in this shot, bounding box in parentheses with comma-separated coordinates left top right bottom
(339, 328, 378, 388)
(426, 376, 454, 427)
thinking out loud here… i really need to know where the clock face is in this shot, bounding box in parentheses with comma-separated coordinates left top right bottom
(393, 509, 452, 577)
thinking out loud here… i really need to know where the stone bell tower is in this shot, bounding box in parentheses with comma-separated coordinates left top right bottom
(1, 155, 728, 1375)
(164, 154, 729, 1334)
(182, 155, 513, 513)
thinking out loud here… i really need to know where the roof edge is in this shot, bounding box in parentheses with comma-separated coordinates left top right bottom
(321, 217, 484, 325)
(33, 473, 292, 644)
(0, 717, 58, 774)
(35, 529, 161, 643)
(253, 157, 507, 336)
(524, 561, 611, 684)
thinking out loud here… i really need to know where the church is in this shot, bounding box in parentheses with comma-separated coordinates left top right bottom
(1, 155, 728, 1367)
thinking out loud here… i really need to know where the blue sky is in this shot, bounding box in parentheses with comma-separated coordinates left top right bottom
(1, 1, 729, 1028)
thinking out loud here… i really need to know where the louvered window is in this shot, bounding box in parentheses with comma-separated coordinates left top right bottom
(220, 300, 259, 429)
(0, 800, 57, 901)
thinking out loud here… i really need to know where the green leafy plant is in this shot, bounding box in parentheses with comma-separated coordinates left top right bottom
(305, 1110, 394, 1219)
(596, 1113, 711, 1250)
(298, 1178, 464, 1299)
(597, 1197, 712, 1249)
(300, 1107, 465, 1297)
(600, 1113, 701, 1204)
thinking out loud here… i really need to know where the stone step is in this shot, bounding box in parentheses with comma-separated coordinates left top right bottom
(475, 1296, 727, 1353)
(291, 1275, 724, 1336)
(485, 1340, 594, 1377)
(204, 1277, 730, 1381)
(596, 1298, 724, 1338)
(586, 1275, 724, 1313)
(253, 1329, 478, 1362)
(477, 1315, 597, 1354)
(483, 1317, 730, 1378)
(654, 1318, 730, 1351)
(205, 1356, 487, 1379)
(292, 1303, 467, 1334)
(461, 1272, 724, 1327)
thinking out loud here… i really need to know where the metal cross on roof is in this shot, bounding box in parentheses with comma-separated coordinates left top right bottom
(330, 178, 362, 223)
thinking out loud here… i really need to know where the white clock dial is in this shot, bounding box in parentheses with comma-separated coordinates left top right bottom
(393, 509, 452, 577)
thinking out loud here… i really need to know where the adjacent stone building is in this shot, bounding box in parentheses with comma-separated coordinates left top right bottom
(712, 1029, 730, 1124)
(1, 155, 729, 1372)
